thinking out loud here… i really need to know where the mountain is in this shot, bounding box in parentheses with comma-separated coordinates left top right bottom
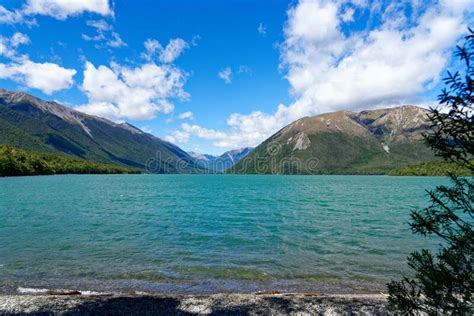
(0, 89, 204, 173)
(230, 105, 436, 175)
(189, 147, 253, 173)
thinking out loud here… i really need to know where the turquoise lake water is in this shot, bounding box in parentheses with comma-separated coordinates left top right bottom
(0, 175, 447, 294)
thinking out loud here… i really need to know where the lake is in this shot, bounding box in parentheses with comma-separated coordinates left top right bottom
(0, 174, 446, 294)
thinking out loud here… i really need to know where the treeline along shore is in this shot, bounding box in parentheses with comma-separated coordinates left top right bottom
(0, 144, 140, 177)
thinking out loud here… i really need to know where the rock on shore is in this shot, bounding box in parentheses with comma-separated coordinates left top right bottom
(0, 293, 388, 315)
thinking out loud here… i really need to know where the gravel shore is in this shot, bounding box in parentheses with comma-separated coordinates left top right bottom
(0, 292, 388, 315)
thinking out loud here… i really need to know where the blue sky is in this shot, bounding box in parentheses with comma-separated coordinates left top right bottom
(0, 0, 472, 154)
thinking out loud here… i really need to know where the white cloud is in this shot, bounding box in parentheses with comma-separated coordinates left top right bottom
(177, 111, 194, 120)
(165, 110, 195, 124)
(164, 135, 175, 143)
(142, 39, 161, 61)
(107, 32, 126, 48)
(76, 101, 121, 120)
(76, 60, 188, 121)
(141, 38, 189, 63)
(238, 65, 252, 74)
(341, 7, 354, 22)
(170, 0, 474, 150)
(23, 0, 112, 20)
(218, 67, 232, 84)
(166, 129, 190, 143)
(440, 0, 474, 13)
(82, 19, 126, 48)
(0, 59, 76, 94)
(86, 19, 111, 31)
(0, 6, 27, 24)
(287, 0, 340, 43)
(0, 32, 75, 95)
(191, 35, 201, 46)
(0, 0, 112, 24)
(0, 32, 30, 58)
(160, 38, 189, 63)
(281, 0, 468, 116)
(10, 32, 30, 47)
(141, 125, 153, 133)
(166, 119, 268, 147)
(258, 22, 267, 36)
(216, 65, 250, 85)
(167, 123, 229, 144)
(181, 123, 227, 139)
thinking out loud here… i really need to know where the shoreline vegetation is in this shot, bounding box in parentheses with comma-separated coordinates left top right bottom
(0, 292, 388, 314)
(1, 143, 471, 177)
(388, 159, 474, 176)
(0, 145, 140, 177)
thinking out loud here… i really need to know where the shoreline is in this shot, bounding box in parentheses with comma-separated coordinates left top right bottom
(0, 291, 388, 314)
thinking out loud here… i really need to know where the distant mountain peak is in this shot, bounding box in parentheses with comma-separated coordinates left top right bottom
(188, 151, 213, 161)
(188, 147, 253, 172)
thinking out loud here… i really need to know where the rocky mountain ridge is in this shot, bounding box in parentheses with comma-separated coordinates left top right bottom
(230, 105, 436, 174)
(0, 89, 204, 173)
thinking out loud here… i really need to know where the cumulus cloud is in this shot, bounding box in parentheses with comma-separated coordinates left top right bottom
(142, 39, 161, 61)
(10, 32, 30, 47)
(170, 0, 474, 149)
(165, 129, 191, 144)
(142, 38, 189, 63)
(280, 0, 469, 116)
(0, 0, 112, 24)
(166, 113, 274, 147)
(167, 123, 230, 144)
(0, 6, 27, 24)
(218, 67, 232, 84)
(181, 123, 226, 139)
(0, 59, 76, 94)
(0, 31, 75, 95)
(78, 38, 191, 121)
(23, 0, 112, 20)
(76, 60, 188, 121)
(0, 32, 30, 58)
(160, 38, 189, 63)
(82, 19, 126, 48)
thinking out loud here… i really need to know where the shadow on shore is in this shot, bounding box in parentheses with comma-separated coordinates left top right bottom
(2, 294, 388, 315)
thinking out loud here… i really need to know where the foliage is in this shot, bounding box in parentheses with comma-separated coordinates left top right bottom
(387, 29, 474, 314)
(389, 159, 474, 176)
(0, 144, 140, 177)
